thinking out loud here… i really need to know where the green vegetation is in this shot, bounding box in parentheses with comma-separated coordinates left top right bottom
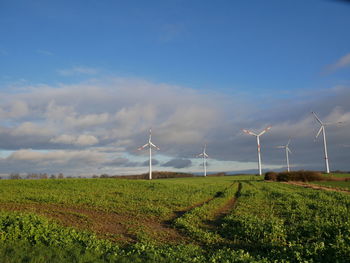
(312, 181, 350, 190)
(220, 182, 350, 262)
(325, 173, 350, 178)
(0, 175, 349, 262)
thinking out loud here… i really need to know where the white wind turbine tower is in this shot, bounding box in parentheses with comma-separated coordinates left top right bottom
(312, 112, 342, 174)
(197, 144, 209, 177)
(137, 128, 160, 180)
(276, 138, 292, 172)
(243, 126, 272, 176)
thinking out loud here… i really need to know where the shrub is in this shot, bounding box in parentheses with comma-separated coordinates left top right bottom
(264, 171, 324, 182)
(264, 172, 278, 181)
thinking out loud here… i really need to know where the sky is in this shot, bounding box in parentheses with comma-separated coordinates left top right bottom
(0, 0, 350, 176)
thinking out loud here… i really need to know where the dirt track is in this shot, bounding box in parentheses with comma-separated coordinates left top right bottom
(284, 181, 350, 194)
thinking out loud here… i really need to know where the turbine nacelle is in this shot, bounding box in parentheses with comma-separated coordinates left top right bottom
(137, 128, 160, 151)
(276, 138, 292, 153)
(243, 126, 272, 137)
(197, 144, 209, 158)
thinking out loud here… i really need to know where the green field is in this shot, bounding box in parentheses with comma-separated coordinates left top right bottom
(312, 180, 350, 190)
(0, 176, 349, 262)
(323, 173, 350, 178)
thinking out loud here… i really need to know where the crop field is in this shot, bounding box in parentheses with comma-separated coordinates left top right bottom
(0, 176, 349, 262)
(322, 173, 350, 178)
(311, 181, 350, 191)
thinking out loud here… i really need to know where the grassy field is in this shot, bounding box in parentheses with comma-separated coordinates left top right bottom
(311, 180, 350, 190)
(0, 175, 349, 262)
(323, 173, 350, 178)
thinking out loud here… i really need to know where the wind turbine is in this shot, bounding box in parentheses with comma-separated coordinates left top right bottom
(137, 128, 160, 180)
(243, 126, 272, 176)
(276, 138, 292, 172)
(197, 144, 209, 177)
(312, 112, 342, 174)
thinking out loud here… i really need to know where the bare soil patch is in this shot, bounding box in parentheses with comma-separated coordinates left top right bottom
(209, 182, 242, 226)
(0, 202, 187, 244)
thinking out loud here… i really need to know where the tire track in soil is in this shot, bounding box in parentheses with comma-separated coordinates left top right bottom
(284, 181, 350, 194)
(167, 183, 242, 244)
(168, 182, 238, 223)
(203, 182, 242, 231)
(212, 182, 242, 223)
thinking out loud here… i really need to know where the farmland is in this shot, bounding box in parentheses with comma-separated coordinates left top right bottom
(0, 176, 349, 262)
(311, 180, 350, 191)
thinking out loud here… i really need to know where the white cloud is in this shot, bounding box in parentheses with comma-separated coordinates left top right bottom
(57, 66, 99, 76)
(0, 77, 349, 174)
(64, 113, 110, 128)
(50, 134, 99, 146)
(45, 101, 75, 121)
(75, 134, 99, 146)
(0, 100, 29, 119)
(11, 122, 53, 137)
(325, 53, 350, 73)
(8, 149, 105, 164)
(158, 106, 220, 144)
(50, 134, 76, 144)
(36, 49, 53, 56)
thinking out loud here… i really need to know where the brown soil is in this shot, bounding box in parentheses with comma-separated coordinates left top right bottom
(0, 202, 187, 245)
(170, 197, 216, 220)
(284, 181, 350, 194)
(209, 182, 242, 225)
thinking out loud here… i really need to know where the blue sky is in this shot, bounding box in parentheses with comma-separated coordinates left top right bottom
(2, 0, 349, 90)
(0, 0, 350, 176)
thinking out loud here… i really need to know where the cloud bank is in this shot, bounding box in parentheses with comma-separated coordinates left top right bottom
(0, 77, 349, 175)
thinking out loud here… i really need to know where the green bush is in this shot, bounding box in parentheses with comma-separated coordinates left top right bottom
(264, 171, 324, 182)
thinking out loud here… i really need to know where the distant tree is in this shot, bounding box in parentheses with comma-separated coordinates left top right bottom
(26, 173, 37, 179)
(50, 174, 56, 179)
(39, 173, 48, 179)
(92, 175, 99, 178)
(9, 173, 21, 180)
(100, 174, 110, 178)
(58, 173, 64, 179)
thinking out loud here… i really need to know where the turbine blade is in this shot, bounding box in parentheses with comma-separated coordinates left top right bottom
(138, 143, 149, 150)
(276, 146, 284, 149)
(287, 147, 292, 154)
(243, 129, 257, 136)
(315, 126, 323, 139)
(324, 121, 344, 126)
(197, 153, 204, 157)
(150, 142, 160, 150)
(312, 112, 323, 125)
(286, 138, 291, 147)
(204, 153, 209, 158)
(258, 126, 272, 136)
